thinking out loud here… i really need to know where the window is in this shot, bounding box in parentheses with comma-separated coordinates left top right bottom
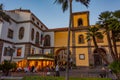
(32, 17, 35, 21)
(78, 18, 83, 26)
(78, 35, 84, 44)
(37, 22, 39, 26)
(96, 37, 103, 43)
(79, 54, 85, 60)
(19, 27, 24, 40)
(31, 28, 34, 41)
(35, 32, 39, 45)
(4, 47, 11, 56)
(31, 48, 35, 55)
(17, 48, 22, 56)
(41, 25, 43, 28)
(40, 34, 43, 44)
(44, 35, 50, 46)
(7, 29, 13, 39)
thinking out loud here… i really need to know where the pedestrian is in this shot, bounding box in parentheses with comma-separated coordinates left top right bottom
(55, 64, 60, 77)
(31, 66, 35, 72)
(100, 67, 107, 78)
(109, 68, 113, 74)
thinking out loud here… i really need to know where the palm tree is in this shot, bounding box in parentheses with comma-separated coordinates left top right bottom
(0, 4, 11, 23)
(98, 10, 120, 79)
(54, 0, 90, 80)
(98, 11, 120, 61)
(112, 10, 120, 61)
(97, 11, 117, 61)
(86, 26, 109, 64)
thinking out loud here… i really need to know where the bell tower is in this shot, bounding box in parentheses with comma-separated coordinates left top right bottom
(72, 11, 89, 28)
(71, 11, 90, 66)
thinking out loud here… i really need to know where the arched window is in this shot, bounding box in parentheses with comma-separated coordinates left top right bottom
(40, 34, 43, 44)
(44, 35, 50, 46)
(19, 27, 24, 39)
(78, 35, 84, 44)
(35, 32, 39, 45)
(78, 18, 83, 26)
(31, 28, 34, 41)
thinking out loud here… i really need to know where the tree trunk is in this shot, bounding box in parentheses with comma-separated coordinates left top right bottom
(111, 31, 119, 60)
(106, 31, 116, 61)
(66, 0, 72, 80)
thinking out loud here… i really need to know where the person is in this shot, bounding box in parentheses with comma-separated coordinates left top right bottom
(109, 68, 113, 74)
(55, 64, 60, 77)
(31, 66, 35, 72)
(100, 67, 107, 78)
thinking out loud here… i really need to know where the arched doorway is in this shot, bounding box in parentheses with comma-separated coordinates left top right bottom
(93, 48, 107, 66)
(55, 48, 70, 66)
(55, 48, 71, 66)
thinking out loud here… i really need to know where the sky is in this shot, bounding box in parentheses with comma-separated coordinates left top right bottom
(0, 0, 120, 29)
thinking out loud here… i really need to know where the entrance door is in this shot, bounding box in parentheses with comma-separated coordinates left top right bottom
(94, 54, 102, 66)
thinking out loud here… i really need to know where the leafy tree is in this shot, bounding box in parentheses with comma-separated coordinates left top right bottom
(0, 60, 17, 76)
(54, 0, 90, 80)
(0, 4, 11, 23)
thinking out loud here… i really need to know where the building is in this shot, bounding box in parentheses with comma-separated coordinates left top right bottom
(0, 9, 120, 70)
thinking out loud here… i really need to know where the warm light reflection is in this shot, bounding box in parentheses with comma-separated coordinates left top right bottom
(16, 59, 54, 70)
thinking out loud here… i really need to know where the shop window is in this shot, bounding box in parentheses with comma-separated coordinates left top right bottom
(7, 29, 13, 39)
(79, 54, 85, 60)
(19, 27, 24, 40)
(78, 18, 83, 26)
(31, 28, 34, 41)
(78, 35, 84, 44)
(44, 35, 50, 46)
(17, 48, 22, 56)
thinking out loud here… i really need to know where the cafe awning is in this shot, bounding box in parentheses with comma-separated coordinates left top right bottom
(27, 54, 54, 60)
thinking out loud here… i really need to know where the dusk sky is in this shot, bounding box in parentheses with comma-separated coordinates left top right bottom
(0, 0, 120, 29)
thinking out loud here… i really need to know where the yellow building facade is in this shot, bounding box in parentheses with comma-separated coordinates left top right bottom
(52, 11, 120, 67)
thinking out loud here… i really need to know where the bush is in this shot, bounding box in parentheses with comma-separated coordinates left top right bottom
(109, 61, 120, 73)
(0, 60, 17, 76)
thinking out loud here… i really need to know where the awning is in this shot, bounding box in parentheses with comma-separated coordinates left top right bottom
(27, 56, 54, 60)
(27, 54, 54, 60)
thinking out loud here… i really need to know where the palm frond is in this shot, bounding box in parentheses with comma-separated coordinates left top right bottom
(54, 0, 64, 4)
(76, 0, 90, 8)
(62, 0, 68, 12)
(98, 11, 112, 21)
(113, 10, 120, 19)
